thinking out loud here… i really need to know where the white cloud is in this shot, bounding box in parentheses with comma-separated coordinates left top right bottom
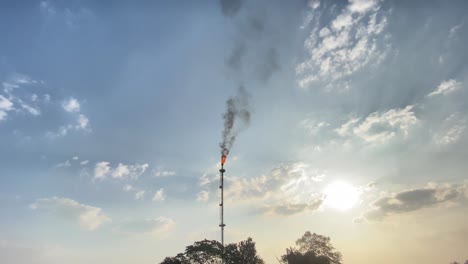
(47, 113, 91, 137)
(0, 95, 14, 121)
(335, 117, 360, 136)
(197, 191, 210, 202)
(30, 197, 110, 230)
(433, 114, 467, 146)
(2, 82, 19, 92)
(20, 103, 41, 116)
(354, 105, 418, 142)
(348, 0, 378, 14)
(55, 160, 71, 168)
(62, 98, 80, 113)
(94, 161, 111, 179)
(449, 22, 463, 38)
(135, 190, 145, 200)
(0, 74, 47, 122)
(435, 125, 466, 146)
(308, 0, 320, 9)
(80, 160, 89, 165)
(297, 0, 389, 90)
(153, 170, 176, 177)
(201, 162, 326, 215)
(117, 163, 149, 179)
(112, 163, 130, 179)
(94, 162, 148, 180)
(337, 106, 418, 143)
(428, 79, 462, 97)
(300, 119, 330, 135)
(11, 73, 38, 85)
(76, 114, 90, 130)
(152, 188, 166, 202)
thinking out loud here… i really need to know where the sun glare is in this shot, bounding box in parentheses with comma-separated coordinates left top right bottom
(324, 181, 359, 211)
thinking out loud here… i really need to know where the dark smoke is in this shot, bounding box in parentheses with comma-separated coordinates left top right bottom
(219, 0, 280, 83)
(225, 42, 245, 70)
(220, 86, 251, 156)
(220, 0, 243, 17)
(258, 47, 280, 82)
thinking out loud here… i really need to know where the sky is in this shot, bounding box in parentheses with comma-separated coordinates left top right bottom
(1, 0, 468, 263)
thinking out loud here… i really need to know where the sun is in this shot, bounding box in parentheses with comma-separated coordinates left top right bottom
(323, 181, 359, 211)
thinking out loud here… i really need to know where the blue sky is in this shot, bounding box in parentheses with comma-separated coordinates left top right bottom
(1, 0, 468, 263)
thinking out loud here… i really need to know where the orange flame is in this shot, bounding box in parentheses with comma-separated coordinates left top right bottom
(221, 155, 226, 165)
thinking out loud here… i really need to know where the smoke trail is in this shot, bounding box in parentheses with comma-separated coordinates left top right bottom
(219, 0, 281, 83)
(220, 86, 251, 156)
(220, 0, 243, 17)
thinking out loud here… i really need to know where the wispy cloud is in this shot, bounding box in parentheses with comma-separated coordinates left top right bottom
(196, 191, 209, 202)
(40, 0, 93, 29)
(1, 74, 44, 122)
(300, 119, 330, 135)
(297, 0, 390, 90)
(449, 21, 463, 38)
(62, 98, 80, 113)
(201, 162, 326, 215)
(30, 197, 111, 231)
(93, 161, 149, 180)
(94, 161, 111, 180)
(336, 106, 418, 143)
(427, 79, 462, 97)
(433, 113, 467, 146)
(54, 160, 71, 168)
(153, 169, 176, 177)
(0, 95, 14, 122)
(135, 190, 146, 200)
(152, 188, 166, 202)
(48, 97, 91, 137)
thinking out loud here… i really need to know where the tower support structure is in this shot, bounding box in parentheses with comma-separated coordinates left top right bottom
(219, 164, 226, 262)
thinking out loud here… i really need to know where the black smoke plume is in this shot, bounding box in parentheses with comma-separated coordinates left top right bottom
(219, 0, 280, 83)
(220, 86, 251, 156)
(220, 0, 243, 17)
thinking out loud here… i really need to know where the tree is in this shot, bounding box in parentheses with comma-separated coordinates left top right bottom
(224, 237, 264, 264)
(450, 260, 468, 264)
(280, 232, 342, 264)
(159, 237, 264, 264)
(160, 253, 187, 264)
(281, 248, 330, 264)
(184, 239, 223, 264)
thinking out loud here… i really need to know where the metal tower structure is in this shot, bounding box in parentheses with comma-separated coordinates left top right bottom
(219, 155, 226, 250)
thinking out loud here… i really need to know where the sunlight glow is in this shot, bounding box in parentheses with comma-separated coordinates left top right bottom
(323, 181, 359, 211)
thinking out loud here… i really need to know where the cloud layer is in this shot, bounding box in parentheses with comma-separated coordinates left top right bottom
(360, 183, 468, 221)
(30, 197, 111, 231)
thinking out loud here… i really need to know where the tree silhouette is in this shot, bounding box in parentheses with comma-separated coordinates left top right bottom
(281, 248, 330, 264)
(280, 232, 342, 264)
(449, 260, 468, 264)
(159, 237, 264, 264)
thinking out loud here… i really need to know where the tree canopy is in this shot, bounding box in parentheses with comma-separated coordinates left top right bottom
(159, 237, 264, 264)
(280, 231, 342, 264)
